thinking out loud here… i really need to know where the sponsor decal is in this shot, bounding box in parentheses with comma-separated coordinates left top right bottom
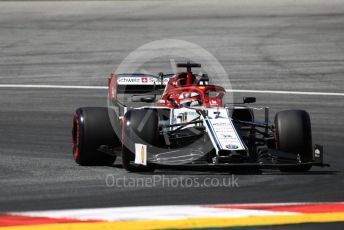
(210, 99, 218, 106)
(206, 118, 245, 151)
(314, 149, 321, 158)
(117, 77, 140, 84)
(141, 77, 148, 83)
(212, 122, 227, 126)
(134, 143, 147, 165)
(117, 76, 170, 85)
(226, 144, 239, 150)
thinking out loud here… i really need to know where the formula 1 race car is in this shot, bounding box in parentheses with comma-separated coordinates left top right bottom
(72, 62, 329, 172)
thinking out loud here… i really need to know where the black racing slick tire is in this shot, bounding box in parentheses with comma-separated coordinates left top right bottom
(122, 109, 158, 172)
(72, 107, 120, 166)
(274, 110, 313, 172)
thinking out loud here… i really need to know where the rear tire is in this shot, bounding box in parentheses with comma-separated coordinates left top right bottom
(72, 107, 119, 166)
(122, 109, 158, 172)
(274, 110, 313, 172)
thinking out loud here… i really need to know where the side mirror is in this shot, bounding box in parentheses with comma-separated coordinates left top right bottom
(132, 95, 156, 103)
(243, 97, 256, 104)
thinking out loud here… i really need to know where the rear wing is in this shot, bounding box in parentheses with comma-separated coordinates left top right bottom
(115, 73, 174, 93)
(108, 73, 174, 112)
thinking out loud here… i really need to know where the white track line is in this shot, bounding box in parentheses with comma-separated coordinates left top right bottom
(0, 84, 107, 89)
(227, 89, 344, 96)
(1, 84, 344, 96)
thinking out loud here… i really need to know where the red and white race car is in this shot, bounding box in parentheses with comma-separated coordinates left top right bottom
(72, 62, 328, 172)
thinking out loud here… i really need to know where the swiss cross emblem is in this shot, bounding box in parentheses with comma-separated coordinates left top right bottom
(141, 77, 148, 83)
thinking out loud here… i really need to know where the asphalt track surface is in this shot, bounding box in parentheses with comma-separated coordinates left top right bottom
(0, 0, 344, 228)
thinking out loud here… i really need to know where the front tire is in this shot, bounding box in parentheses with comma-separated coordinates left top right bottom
(274, 110, 313, 172)
(122, 109, 158, 172)
(72, 107, 119, 166)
